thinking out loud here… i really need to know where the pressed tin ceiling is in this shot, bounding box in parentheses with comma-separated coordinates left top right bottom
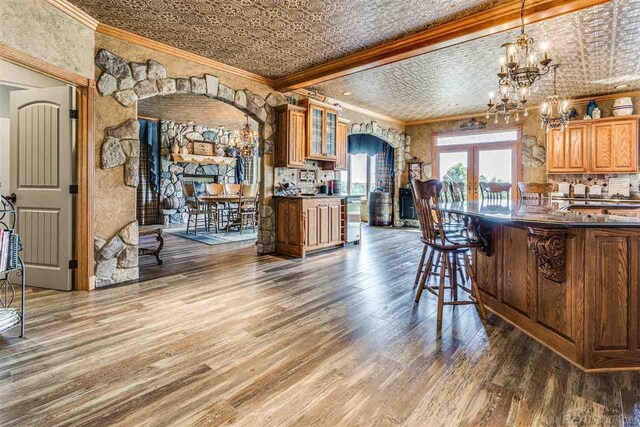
(312, 0, 640, 122)
(67, 0, 509, 78)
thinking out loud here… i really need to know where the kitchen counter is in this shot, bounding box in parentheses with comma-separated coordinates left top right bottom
(274, 194, 361, 199)
(441, 199, 640, 371)
(440, 200, 640, 227)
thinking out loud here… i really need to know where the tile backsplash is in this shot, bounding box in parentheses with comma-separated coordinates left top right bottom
(547, 173, 640, 199)
(275, 160, 337, 194)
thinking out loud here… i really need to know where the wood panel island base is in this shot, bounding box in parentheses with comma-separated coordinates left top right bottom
(442, 201, 640, 372)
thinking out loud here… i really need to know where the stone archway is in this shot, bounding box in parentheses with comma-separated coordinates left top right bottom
(93, 49, 279, 285)
(348, 121, 411, 227)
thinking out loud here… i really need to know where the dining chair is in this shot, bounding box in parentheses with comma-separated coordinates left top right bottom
(183, 182, 208, 235)
(411, 178, 487, 323)
(205, 183, 225, 232)
(479, 182, 512, 201)
(517, 182, 553, 205)
(227, 184, 259, 234)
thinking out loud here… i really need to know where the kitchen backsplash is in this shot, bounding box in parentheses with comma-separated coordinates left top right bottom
(547, 173, 640, 199)
(275, 160, 337, 193)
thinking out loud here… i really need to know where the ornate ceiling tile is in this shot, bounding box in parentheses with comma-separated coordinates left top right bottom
(312, 0, 640, 121)
(68, 0, 508, 78)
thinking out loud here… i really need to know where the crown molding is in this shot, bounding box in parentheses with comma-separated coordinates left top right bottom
(96, 24, 275, 87)
(44, 0, 99, 30)
(273, 0, 611, 91)
(291, 88, 406, 127)
(405, 91, 640, 126)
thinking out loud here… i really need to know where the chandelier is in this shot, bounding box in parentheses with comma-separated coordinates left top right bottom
(233, 115, 259, 156)
(540, 65, 570, 131)
(486, 0, 553, 124)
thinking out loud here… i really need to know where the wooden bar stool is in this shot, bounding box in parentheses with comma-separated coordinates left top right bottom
(517, 182, 553, 205)
(411, 178, 487, 322)
(479, 182, 512, 200)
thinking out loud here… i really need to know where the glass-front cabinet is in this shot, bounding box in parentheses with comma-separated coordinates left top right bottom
(300, 98, 339, 161)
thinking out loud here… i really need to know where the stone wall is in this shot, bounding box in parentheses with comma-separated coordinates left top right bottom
(94, 221, 138, 287)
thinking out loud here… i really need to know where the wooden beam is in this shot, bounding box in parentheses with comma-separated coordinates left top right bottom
(44, 0, 99, 30)
(96, 24, 275, 87)
(274, 0, 611, 91)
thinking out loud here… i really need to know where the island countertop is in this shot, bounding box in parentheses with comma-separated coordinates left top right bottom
(439, 200, 640, 227)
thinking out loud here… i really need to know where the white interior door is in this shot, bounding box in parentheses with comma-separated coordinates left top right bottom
(10, 86, 74, 291)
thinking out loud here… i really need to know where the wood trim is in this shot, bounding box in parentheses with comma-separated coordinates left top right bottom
(96, 24, 274, 87)
(406, 92, 640, 126)
(75, 83, 95, 291)
(138, 115, 161, 122)
(0, 43, 90, 87)
(274, 0, 610, 91)
(44, 0, 99, 30)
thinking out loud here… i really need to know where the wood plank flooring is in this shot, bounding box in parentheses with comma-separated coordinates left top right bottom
(1, 226, 639, 426)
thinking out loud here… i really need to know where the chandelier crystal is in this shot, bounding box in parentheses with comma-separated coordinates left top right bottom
(486, 0, 553, 124)
(540, 65, 570, 131)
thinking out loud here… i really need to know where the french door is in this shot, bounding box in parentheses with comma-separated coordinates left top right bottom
(433, 128, 521, 201)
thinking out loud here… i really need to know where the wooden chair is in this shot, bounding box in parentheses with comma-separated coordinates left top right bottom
(205, 183, 224, 232)
(227, 184, 259, 234)
(479, 182, 512, 201)
(183, 182, 208, 235)
(517, 182, 553, 205)
(411, 178, 487, 323)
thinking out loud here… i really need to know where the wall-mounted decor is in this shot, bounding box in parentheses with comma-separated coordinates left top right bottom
(407, 158, 423, 181)
(193, 142, 214, 156)
(459, 118, 486, 131)
(299, 169, 317, 182)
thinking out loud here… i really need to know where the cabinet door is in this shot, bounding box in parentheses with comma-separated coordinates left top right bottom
(336, 122, 348, 170)
(611, 121, 637, 172)
(317, 204, 330, 244)
(565, 125, 588, 172)
(547, 128, 566, 172)
(329, 204, 342, 243)
(591, 123, 614, 171)
(325, 110, 337, 159)
(290, 110, 306, 167)
(305, 204, 318, 247)
(308, 105, 324, 159)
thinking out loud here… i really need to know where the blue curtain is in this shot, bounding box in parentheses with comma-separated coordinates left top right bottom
(138, 119, 160, 192)
(348, 133, 394, 176)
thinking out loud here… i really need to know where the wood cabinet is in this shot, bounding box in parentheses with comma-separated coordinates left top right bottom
(275, 197, 345, 257)
(547, 117, 639, 174)
(335, 119, 349, 170)
(547, 124, 588, 173)
(275, 104, 306, 168)
(590, 119, 637, 172)
(299, 98, 339, 161)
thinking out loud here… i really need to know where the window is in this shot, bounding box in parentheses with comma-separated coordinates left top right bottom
(347, 153, 378, 199)
(436, 130, 519, 146)
(369, 154, 377, 193)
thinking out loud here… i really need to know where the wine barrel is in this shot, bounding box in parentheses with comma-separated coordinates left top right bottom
(368, 191, 392, 226)
(162, 196, 185, 209)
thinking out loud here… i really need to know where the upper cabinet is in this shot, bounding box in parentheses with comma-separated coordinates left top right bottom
(546, 117, 639, 174)
(275, 104, 307, 168)
(299, 98, 339, 161)
(547, 124, 588, 173)
(335, 118, 349, 170)
(591, 119, 638, 173)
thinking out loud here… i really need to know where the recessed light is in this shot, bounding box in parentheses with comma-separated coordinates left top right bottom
(615, 84, 628, 89)
(342, 92, 352, 96)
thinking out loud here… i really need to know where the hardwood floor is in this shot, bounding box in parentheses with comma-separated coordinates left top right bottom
(1, 226, 639, 426)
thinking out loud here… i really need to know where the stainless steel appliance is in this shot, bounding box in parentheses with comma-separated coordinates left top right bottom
(345, 196, 361, 244)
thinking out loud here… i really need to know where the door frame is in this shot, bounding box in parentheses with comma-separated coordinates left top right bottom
(0, 43, 95, 291)
(432, 126, 522, 200)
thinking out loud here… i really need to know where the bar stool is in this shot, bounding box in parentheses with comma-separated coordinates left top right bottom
(412, 178, 487, 322)
(517, 182, 553, 204)
(479, 182, 512, 200)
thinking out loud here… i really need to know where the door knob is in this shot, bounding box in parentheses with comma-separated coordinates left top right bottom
(7, 193, 16, 204)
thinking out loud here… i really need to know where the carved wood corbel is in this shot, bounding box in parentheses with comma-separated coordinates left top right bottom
(527, 227, 568, 282)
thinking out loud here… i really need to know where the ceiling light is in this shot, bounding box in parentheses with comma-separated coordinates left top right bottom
(540, 65, 570, 131)
(615, 84, 628, 89)
(342, 92, 352, 96)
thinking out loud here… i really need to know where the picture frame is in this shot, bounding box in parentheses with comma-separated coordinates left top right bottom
(407, 159, 423, 182)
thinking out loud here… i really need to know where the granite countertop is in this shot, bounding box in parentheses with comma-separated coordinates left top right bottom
(439, 200, 640, 227)
(273, 194, 362, 199)
(552, 196, 640, 204)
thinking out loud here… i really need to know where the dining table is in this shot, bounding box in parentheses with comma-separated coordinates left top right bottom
(197, 194, 255, 232)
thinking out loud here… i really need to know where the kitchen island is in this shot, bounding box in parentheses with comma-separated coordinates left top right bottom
(441, 200, 640, 372)
(274, 195, 361, 258)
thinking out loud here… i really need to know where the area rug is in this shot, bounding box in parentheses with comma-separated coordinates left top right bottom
(166, 229, 257, 246)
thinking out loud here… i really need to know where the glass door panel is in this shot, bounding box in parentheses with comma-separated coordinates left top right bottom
(476, 148, 516, 199)
(325, 111, 337, 157)
(311, 107, 323, 156)
(438, 150, 470, 200)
